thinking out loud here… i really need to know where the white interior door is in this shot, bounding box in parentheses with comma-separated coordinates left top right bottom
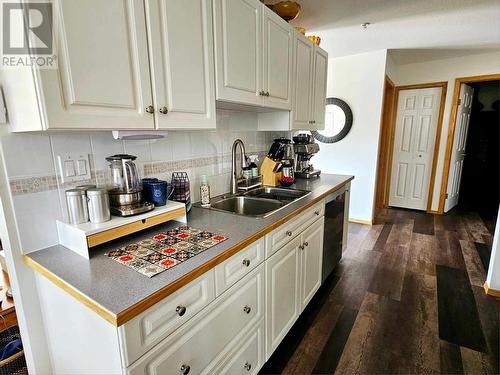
(389, 87, 442, 210)
(445, 84, 474, 212)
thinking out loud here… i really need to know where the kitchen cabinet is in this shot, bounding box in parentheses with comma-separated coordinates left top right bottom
(213, 0, 293, 110)
(4, 0, 216, 131)
(291, 33, 328, 131)
(265, 213, 325, 358)
(146, 0, 216, 129)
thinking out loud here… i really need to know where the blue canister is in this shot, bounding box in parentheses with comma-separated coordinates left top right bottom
(147, 180, 168, 206)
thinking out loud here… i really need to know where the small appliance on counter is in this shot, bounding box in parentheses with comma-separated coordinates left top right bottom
(106, 154, 155, 217)
(293, 134, 321, 179)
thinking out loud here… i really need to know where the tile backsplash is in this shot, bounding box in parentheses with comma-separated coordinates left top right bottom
(1, 110, 287, 253)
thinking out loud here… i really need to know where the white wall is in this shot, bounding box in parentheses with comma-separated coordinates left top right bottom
(391, 50, 500, 211)
(315, 50, 387, 223)
(486, 207, 500, 291)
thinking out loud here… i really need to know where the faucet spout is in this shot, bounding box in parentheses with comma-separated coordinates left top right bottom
(230, 139, 248, 194)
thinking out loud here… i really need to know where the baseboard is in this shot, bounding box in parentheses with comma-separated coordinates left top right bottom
(427, 209, 443, 215)
(349, 218, 373, 226)
(483, 282, 500, 298)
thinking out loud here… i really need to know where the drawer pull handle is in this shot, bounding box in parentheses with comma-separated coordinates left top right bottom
(180, 364, 190, 374)
(176, 306, 187, 316)
(242, 259, 251, 267)
(243, 305, 251, 314)
(304, 241, 309, 247)
(286, 230, 292, 237)
(244, 362, 252, 371)
(314, 210, 320, 216)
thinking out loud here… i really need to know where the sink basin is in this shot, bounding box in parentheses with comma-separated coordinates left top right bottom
(210, 196, 283, 217)
(244, 187, 311, 204)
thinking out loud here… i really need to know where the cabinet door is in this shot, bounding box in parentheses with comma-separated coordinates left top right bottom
(292, 34, 314, 130)
(262, 7, 293, 110)
(146, 0, 216, 129)
(265, 236, 301, 358)
(311, 46, 328, 130)
(213, 0, 262, 106)
(39, 0, 154, 130)
(300, 217, 324, 310)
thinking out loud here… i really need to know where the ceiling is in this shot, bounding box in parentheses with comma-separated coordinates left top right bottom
(279, 0, 500, 59)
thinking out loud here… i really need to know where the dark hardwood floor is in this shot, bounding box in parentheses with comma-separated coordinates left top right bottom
(259, 208, 499, 375)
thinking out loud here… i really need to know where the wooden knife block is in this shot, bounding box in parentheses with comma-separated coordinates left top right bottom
(260, 156, 282, 187)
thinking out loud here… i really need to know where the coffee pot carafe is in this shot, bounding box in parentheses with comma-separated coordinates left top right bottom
(106, 154, 140, 194)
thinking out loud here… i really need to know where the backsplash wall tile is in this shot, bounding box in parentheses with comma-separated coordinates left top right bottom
(1, 109, 288, 252)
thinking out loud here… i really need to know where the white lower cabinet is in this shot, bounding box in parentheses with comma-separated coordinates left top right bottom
(300, 217, 324, 310)
(127, 264, 264, 375)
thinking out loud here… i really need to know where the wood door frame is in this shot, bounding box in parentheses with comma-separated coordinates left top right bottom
(438, 73, 500, 213)
(376, 80, 447, 213)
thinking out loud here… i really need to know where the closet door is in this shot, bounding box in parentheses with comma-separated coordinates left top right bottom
(39, 0, 154, 129)
(213, 0, 263, 106)
(146, 0, 216, 129)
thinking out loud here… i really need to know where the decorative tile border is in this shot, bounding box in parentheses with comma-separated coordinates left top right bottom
(9, 151, 268, 196)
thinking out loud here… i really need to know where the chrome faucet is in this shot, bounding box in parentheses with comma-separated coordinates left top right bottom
(230, 139, 248, 194)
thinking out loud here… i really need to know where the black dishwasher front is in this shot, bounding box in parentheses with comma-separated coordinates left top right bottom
(322, 186, 346, 282)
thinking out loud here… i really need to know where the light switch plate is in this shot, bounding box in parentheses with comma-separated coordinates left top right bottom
(57, 153, 91, 183)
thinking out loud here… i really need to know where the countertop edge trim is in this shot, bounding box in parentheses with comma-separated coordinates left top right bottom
(23, 255, 118, 326)
(26, 177, 354, 326)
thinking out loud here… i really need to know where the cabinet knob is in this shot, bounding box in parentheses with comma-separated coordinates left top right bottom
(244, 362, 252, 371)
(242, 259, 251, 267)
(304, 241, 309, 247)
(258, 91, 265, 96)
(159, 106, 168, 114)
(314, 210, 320, 216)
(180, 364, 190, 375)
(286, 230, 292, 237)
(176, 305, 187, 316)
(145, 105, 154, 114)
(299, 244, 304, 250)
(312, 120, 316, 124)
(243, 305, 251, 314)
(265, 91, 270, 97)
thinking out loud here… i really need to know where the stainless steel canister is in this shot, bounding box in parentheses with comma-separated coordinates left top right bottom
(65, 189, 89, 224)
(86, 188, 111, 223)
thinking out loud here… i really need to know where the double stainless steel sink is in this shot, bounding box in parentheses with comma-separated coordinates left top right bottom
(207, 187, 311, 218)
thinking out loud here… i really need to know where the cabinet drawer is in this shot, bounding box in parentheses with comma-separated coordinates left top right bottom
(127, 264, 265, 375)
(265, 200, 324, 257)
(214, 319, 265, 375)
(119, 270, 215, 366)
(215, 238, 265, 296)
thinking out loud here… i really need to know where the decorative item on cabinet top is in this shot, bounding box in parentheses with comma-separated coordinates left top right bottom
(266, 1, 301, 22)
(106, 226, 228, 277)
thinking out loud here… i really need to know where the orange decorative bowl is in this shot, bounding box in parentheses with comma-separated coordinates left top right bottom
(307, 35, 321, 45)
(271, 1, 301, 22)
(295, 26, 306, 35)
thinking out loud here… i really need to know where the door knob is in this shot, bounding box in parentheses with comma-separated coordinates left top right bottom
(159, 106, 168, 114)
(145, 105, 154, 114)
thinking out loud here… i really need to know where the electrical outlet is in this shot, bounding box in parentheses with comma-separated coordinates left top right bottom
(57, 153, 91, 183)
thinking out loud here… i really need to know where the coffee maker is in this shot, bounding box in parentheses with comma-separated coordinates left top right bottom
(105, 154, 155, 216)
(292, 134, 321, 179)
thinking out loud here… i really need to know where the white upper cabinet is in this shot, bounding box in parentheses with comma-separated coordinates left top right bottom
(262, 7, 293, 110)
(38, 0, 154, 130)
(292, 34, 314, 130)
(213, 0, 262, 106)
(146, 0, 216, 129)
(292, 33, 328, 131)
(311, 46, 328, 129)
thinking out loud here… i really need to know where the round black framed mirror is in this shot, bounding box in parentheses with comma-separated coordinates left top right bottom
(311, 97, 353, 143)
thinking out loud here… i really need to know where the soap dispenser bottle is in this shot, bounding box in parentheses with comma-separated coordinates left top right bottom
(200, 175, 211, 207)
(248, 155, 259, 177)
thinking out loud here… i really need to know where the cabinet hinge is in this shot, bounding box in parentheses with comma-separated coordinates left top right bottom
(457, 98, 462, 105)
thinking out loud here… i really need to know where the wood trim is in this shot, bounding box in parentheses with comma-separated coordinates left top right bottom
(25, 177, 354, 326)
(23, 255, 119, 325)
(375, 76, 396, 209)
(483, 282, 500, 298)
(349, 218, 373, 225)
(377, 81, 447, 213)
(438, 73, 500, 213)
(87, 208, 185, 248)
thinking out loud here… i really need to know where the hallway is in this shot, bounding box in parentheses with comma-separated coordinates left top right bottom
(260, 208, 499, 374)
